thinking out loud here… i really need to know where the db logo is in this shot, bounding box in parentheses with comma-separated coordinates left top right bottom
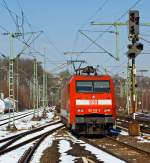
(92, 95, 95, 99)
(89, 100, 98, 105)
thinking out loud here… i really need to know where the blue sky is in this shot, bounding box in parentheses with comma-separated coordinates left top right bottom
(0, 0, 149, 76)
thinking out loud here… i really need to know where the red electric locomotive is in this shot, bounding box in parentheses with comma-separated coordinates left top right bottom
(61, 66, 116, 135)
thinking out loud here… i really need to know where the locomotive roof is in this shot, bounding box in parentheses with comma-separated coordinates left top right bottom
(61, 74, 112, 88)
(71, 74, 112, 79)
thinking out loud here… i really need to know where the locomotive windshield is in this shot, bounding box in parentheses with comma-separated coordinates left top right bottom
(76, 81, 93, 92)
(76, 80, 110, 93)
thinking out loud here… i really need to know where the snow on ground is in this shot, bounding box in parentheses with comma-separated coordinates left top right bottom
(64, 131, 126, 163)
(0, 107, 61, 163)
(10, 123, 63, 147)
(31, 124, 64, 163)
(137, 136, 150, 143)
(59, 140, 76, 163)
(1, 107, 147, 163)
(0, 110, 36, 127)
(120, 130, 128, 136)
(0, 109, 34, 120)
(65, 135, 126, 163)
(0, 107, 54, 140)
(0, 142, 34, 163)
(0, 108, 46, 126)
(80, 143, 125, 163)
(31, 132, 77, 163)
(31, 129, 126, 163)
(31, 135, 53, 163)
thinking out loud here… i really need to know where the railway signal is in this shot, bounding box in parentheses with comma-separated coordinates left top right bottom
(126, 10, 144, 116)
(127, 10, 145, 136)
(128, 10, 139, 42)
(127, 43, 143, 58)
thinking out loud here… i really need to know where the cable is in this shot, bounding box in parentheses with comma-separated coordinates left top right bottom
(2, 0, 20, 31)
(139, 36, 150, 45)
(80, 0, 110, 29)
(15, 0, 64, 61)
(79, 30, 117, 60)
(43, 32, 63, 57)
(15, 0, 34, 32)
(80, 0, 142, 54)
(79, 29, 115, 33)
(72, 0, 109, 52)
(51, 63, 67, 73)
(0, 24, 9, 32)
(16, 31, 43, 56)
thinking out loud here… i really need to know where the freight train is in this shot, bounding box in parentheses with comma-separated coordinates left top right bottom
(60, 66, 116, 135)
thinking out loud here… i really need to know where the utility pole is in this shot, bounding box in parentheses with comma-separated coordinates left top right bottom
(8, 34, 15, 129)
(1, 32, 34, 129)
(42, 53, 46, 110)
(137, 69, 148, 112)
(32, 57, 41, 119)
(38, 85, 41, 108)
(35, 60, 38, 116)
(45, 73, 48, 106)
(29, 80, 32, 109)
(33, 58, 36, 118)
(16, 55, 19, 112)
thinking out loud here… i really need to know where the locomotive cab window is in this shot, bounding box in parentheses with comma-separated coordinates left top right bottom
(76, 81, 93, 92)
(93, 81, 110, 93)
(76, 80, 110, 93)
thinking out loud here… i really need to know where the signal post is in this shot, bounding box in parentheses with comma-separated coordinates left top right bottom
(127, 10, 143, 136)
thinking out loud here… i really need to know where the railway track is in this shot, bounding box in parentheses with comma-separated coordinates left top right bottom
(18, 124, 64, 163)
(0, 109, 43, 126)
(12, 124, 148, 163)
(0, 121, 63, 155)
(0, 110, 34, 122)
(116, 118, 150, 134)
(85, 135, 150, 163)
(39, 128, 125, 163)
(117, 115, 150, 127)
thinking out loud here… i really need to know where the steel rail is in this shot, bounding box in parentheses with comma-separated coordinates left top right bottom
(80, 136, 127, 162)
(18, 125, 64, 163)
(0, 123, 64, 155)
(0, 109, 42, 126)
(0, 120, 61, 150)
(106, 135, 150, 155)
(0, 110, 34, 122)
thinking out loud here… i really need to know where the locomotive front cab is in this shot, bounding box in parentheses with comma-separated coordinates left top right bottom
(71, 76, 116, 135)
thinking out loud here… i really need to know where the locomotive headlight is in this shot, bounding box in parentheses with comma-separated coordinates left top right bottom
(77, 109, 84, 112)
(77, 109, 81, 112)
(104, 108, 111, 112)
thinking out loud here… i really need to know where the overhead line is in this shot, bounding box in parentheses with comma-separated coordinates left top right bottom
(139, 36, 150, 45)
(80, 0, 110, 29)
(1, 0, 23, 34)
(51, 63, 67, 73)
(43, 32, 63, 55)
(80, 0, 142, 54)
(72, 0, 109, 52)
(15, 0, 35, 32)
(79, 30, 117, 60)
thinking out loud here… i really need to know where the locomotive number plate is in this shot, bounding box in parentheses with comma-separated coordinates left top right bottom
(88, 108, 100, 113)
